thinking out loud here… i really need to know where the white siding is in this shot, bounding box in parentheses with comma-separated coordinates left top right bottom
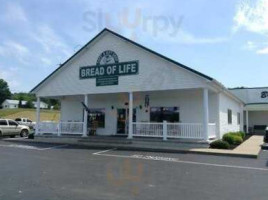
(35, 31, 208, 97)
(219, 92, 243, 137)
(60, 96, 84, 122)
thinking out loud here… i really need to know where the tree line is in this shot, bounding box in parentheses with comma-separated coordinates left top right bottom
(0, 78, 60, 109)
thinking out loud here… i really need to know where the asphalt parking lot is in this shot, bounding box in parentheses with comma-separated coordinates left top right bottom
(0, 140, 268, 200)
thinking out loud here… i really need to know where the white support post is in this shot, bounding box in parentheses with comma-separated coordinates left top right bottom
(82, 94, 88, 137)
(35, 97, 40, 136)
(163, 120, 167, 141)
(246, 110, 249, 133)
(203, 88, 209, 141)
(128, 92, 133, 139)
(240, 105, 244, 132)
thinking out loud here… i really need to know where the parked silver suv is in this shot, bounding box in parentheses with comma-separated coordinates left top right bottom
(0, 119, 30, 137)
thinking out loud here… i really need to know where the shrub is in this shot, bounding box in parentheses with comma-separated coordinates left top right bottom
(237, 131, 246, 140)
(210, 140, 230, 149)
(28, 133, 34, 139)
(232, 135, 243, 145)
(229, 132, 245, 140)
(223, 132, 244, 145)
(222, 133, 236, 144)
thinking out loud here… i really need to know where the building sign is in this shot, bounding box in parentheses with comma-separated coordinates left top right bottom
(96, 76, 118, 86)
(261, 91, 268, 98)
(79, 50, 139, 86)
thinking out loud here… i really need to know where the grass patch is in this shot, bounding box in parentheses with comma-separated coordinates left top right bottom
(0, 108, 60, 122)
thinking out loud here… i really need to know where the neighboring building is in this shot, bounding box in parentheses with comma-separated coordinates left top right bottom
(1, 99, 48, 109)
(31, 28, 244, 141)
(1, 100, 22, 109)
(33, 101, 49, 109)
(230, 87, 268, 134)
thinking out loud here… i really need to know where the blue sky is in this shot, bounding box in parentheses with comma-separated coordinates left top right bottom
(0, 0, 268, 92)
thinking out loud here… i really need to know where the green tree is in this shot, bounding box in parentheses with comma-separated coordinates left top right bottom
(25, 100, 34, 109)
(12, 92, 36, 102)
(0, 79, 11, 105)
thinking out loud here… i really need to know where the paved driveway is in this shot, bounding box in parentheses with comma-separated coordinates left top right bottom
(0, 140, 267, 200)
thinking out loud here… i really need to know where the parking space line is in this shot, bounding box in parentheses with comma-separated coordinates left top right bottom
(38, 144, 69, 151)
(92, 148, 117, 155)
(0, 144, 68, 151)
(93, 151, 268, 172)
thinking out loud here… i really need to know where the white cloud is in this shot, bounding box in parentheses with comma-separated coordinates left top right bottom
(138, 28, 228, 45)
(3, 2, 28, 23)
(31, 25, 72, 57)
(234, 0, 268, 54)
(40, 57, 52, 66)
(234, 0, 268, 34)
(243, 41, 257, 50)
(0, 67, 20, 92)
(257, 47, 268, 54)
(171, 30, 228, 44)
(0, 41, 30, 64)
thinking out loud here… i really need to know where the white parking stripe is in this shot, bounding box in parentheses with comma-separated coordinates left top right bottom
(93, 150, 268, 172)
(38, 144, 69, 151)
(0, 144, 68, 151)
(92, 148, 116, 155)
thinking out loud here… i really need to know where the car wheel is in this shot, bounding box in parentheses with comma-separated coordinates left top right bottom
(20, 129, 29, 137)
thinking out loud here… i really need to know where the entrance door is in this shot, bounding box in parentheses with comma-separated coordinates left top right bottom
(117, 109, 136, 134)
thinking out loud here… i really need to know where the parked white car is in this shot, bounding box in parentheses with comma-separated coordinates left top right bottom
(0, 119, 30, 137)
(15, 118, 36, 129)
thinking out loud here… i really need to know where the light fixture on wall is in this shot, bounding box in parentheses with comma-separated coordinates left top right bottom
(111, 106, 114, 110)
(139, 105, 142, 110)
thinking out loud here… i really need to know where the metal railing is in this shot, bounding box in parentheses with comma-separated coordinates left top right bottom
(167, 123, 203, 139)
(208, 123, 216, 139)
(38, 122, 84, 135)
(132, 122, 163, 137)
(133, 122, 216, 140)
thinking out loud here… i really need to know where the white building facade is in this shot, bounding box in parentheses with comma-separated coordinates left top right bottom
(230, 87, 268, 134)
(31, 29, 244, 141)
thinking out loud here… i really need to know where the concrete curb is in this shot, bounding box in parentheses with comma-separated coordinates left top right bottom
(2, 138, 260, 158)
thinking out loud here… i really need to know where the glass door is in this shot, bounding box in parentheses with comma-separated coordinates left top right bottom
(116, 109, 136, 134)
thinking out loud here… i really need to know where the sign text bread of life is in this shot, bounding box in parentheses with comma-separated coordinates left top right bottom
(80, 61, 138, 79)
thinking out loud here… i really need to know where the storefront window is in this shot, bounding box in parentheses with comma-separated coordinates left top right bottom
(150, 107, 180, 122)
(88, 108, 105, 128)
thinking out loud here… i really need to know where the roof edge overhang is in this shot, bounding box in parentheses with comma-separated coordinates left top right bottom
(211, 80, 245, 104)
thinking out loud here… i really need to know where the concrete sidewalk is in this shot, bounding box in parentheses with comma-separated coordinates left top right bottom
(2, 135, 263, 158)
(190, 136, 263, 158)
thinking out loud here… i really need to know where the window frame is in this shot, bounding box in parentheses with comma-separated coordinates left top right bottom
(8, 120, 18, 126)
(0, 120, 8, 126)
(228, 109, 232, 125)
(237, 112, 240, 125)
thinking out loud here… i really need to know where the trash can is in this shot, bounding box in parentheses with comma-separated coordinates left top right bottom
(264, 127, 268, 143)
